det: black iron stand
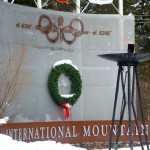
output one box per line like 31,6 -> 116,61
109,62 -> 149,150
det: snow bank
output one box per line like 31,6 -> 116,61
0,134 -> 86,150
0,116 -> 9,124
0,134 -> 149,150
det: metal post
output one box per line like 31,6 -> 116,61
128,65 -> 133,150
135,66 -> 150,150
131,66 -> 144,150
119,0 -> 123,15
37,0 -> 42,8
109,66 -> 122,150
116,68 -> 127,145
76,0 -> 80,13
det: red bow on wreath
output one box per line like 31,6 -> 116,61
61,103 -> 72,119
57,0 -> 69,3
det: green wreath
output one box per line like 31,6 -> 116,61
48,61 -> 82,106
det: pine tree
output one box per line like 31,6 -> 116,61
9,0 -> 36,7
132,0 -> 150,52
131,0 -> 150,120
132,0 -> 150,80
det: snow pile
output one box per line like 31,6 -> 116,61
0,116 -> 10,124
61,94 -> 75,98
53,60 -> 78,70
0,134 -> 149,150
0,134 -> 86,150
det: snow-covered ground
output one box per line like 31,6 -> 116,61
0,134 -> 86,150
0,134 -> 149,150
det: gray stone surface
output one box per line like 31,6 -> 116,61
0,1 -> 135,122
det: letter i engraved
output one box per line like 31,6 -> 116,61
46,127 -> 49,138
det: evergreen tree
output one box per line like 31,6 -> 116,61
131,0 -> 150,119
6,0 -> 131,14
8,0 -> 36,7
132,0 -> 150,80
80,0 -> 118,14
132,0 -> 150,52
42,0 -> 75,12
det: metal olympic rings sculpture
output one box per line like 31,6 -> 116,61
37,14 -> 84,44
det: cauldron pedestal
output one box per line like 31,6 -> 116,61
98,53 -> 150,150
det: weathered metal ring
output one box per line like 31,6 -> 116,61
38,14 -> 52,35
70,18 -> 84,37
46,23 -> 59,43
62,25 -> 76,44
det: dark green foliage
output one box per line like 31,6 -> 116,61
8,0 -> 132,14
132,0 -> 150,119
8,0 -> 36,7
131,0 -> 150,81
44,0 -> 75,12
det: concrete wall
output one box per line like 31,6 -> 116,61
0,1 -> 135,122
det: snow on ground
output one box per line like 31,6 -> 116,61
0,134 -> 149,150
0,134 -> 85,150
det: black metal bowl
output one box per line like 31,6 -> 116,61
98,53 -> 150,66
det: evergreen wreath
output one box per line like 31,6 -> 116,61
48,60 -> 82,106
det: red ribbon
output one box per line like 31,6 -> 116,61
57,0 -> 69,3
61,103 -> 72,119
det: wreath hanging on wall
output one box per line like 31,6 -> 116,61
48,60 -> 82,119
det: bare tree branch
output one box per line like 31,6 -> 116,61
0,46 -> 28,118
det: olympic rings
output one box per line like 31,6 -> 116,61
46,23 -> 59,43
37,14 -> 84,44
62,25 -> 76,44
62,18 -> 84,44
38,14 -> 52,34
38,14 -> 59,43
70,18 -> 84,37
